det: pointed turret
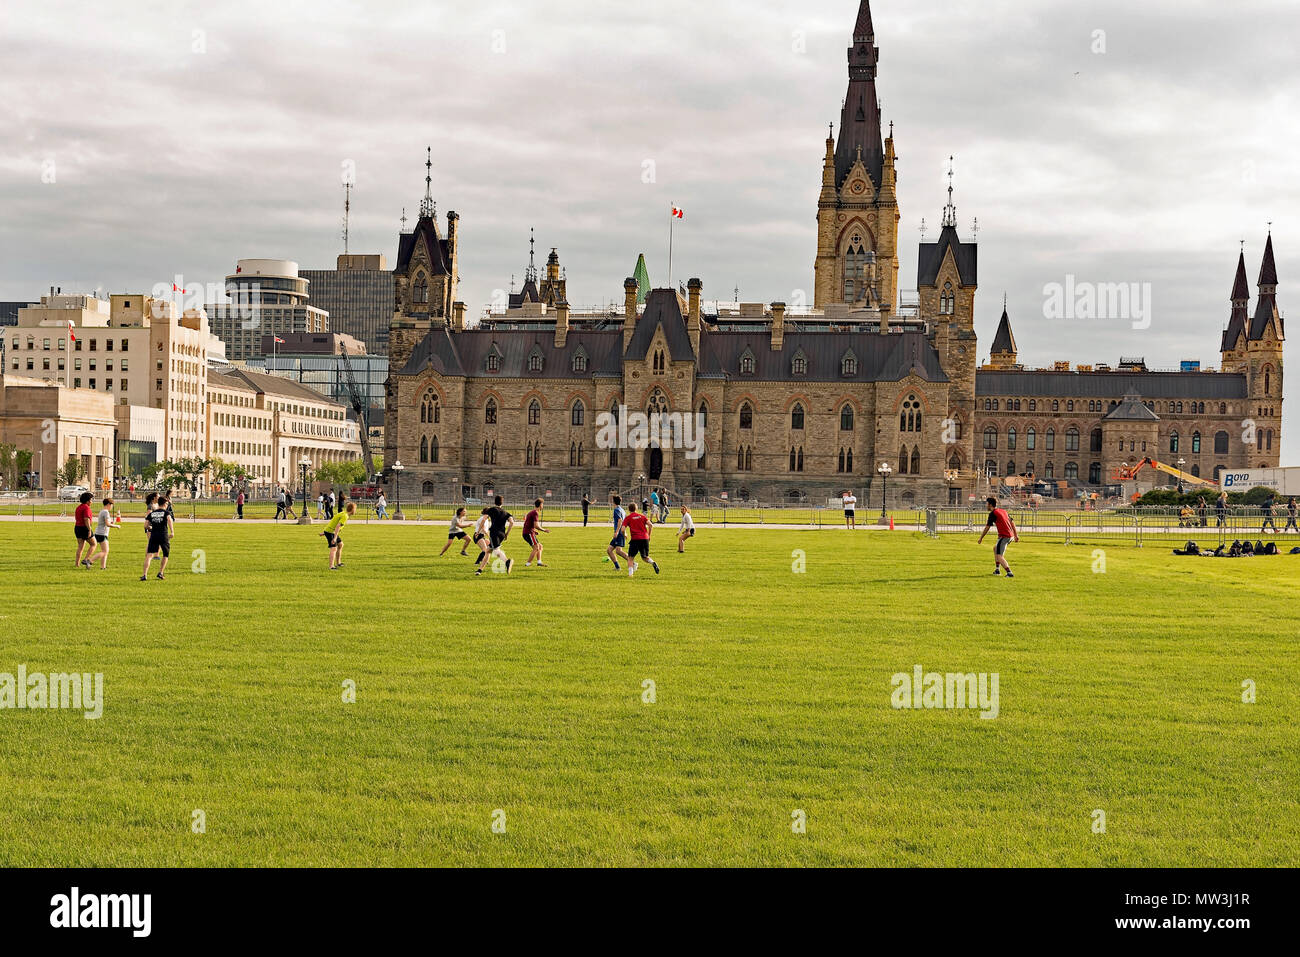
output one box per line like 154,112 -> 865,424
632,254 -> 652,306
1258,232 -> 1278,290
1250,232 -> 1283,341
835,0 -> 884,189
988,304 -> 1017,369
1221,249 -> 1250,354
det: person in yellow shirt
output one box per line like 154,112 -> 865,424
322,501 -> 356,570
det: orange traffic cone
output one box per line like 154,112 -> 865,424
889,517 -> 895,531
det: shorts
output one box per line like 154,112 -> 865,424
995,537 -> 1012,557
628,539 -> 650,560
523,531 -> 539,549
448,531 -> 467,541
75,526 -> 91,541
844,510 -> 855,518
324,532 -> 341,548
681,528 -> 695,538
473,533 -> 487,546
610,533 -> 627,549
148,537 -> 170,558
489,532 -> 505,550
93,534 -> 109,544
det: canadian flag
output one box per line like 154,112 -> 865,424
172,283 -> 187,293
672,206 -> 685,219
274,336 -> 285,345
67,320 -> 76,343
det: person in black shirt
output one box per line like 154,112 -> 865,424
1261,495 -> 1278,533
581,494 -> 590,527
141,495 -> 174,581
477,495 -> 515,575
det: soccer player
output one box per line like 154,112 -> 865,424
477,495 -> 515,576
977,496 -> 1020,578
842,490 -> 857,530
622,504 -> 659,577
677,505 -> 696,553
85,497 -> 115,569
606,495 -> 630,570
74,491 -> 95,568
141,495 -> 174,581
440,507 -> 473,557
322,501 -> 356,570
522,499 -> 549,568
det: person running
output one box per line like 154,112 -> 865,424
477,495 -> 515,576
440,507 -> 474,557
977,496 -> 1020,578
522,499 -> 549,568
622,503 -> 659,577
606,495 -> 630,570
677,505 -> 696,553
581,493 -> 591,527
85,497 -> 115,569
321,500 -> 355,569
1285,497 -> 1299,534
1261,494 -> 1278,534
74,491 -> 95,568
141,494 -> 174,581
842,490 -> 858,530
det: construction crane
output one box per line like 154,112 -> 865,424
339,350 -> 376,482
1113,457 -> 1218,488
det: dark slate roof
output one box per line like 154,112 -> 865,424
990,309 -> 1016,354
699,330 -> 948,384
225,367 -> 346,404
1104,392 -> 1160,422
624,288 -> 696,362
854,0 -> 875,40
508,278 -> 541,309
1249,294 -> 1277,341
395,216 -> 450,276
1222,307 -> 1248,352
917,225 -> 977,287
835,2 -> 884,189
400,326 -> 624,379
1231,251 -> 1250,301
1258,233 -> 1278,287
976,370 -> 1248,400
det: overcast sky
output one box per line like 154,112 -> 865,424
2,0 -> 1296,459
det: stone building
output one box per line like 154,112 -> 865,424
382,0 -> 1284,506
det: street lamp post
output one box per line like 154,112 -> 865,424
297,457 -> 313,525
392,461 -> 405,521
877,461 -> 892,524
1177,458 -> 1187,495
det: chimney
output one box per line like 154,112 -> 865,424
770,301 -> 786,351
880,303 -> 892,336
687,278 -> 703,355
555,299 -> 570,348
623,278 -> 638,351
451,301 -> 466,333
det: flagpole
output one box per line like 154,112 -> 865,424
668,204 -> 674,290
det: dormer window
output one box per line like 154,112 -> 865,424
792,352 -> 807,376
739,349 -> 755,375
572,349 -> 588,373
841,352 -> 857,377
414,275 -> 429,305
653,349 -> 666,374
527,348 -> 544,373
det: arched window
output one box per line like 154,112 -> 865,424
740,403 -> 753,430
528,400 -> 542,426
1170,431 -> 1180,453
578,442 -> 584,465
483,441 -> 490,465
740,354 -> 755,375
609,447 -> 618,467
841,405 -> 855,431
838,449 -> 846,473
899,446 -> 910,475
985,460 -> 998,477
949,454 -> 962,472
843,242 -> 869,301
413,276 -> 428,305
1089,463 -> 1102,485
1067,401 -> 1074,412
1045,429 -> 1056,452
573,352 -> 587,373
1024,461 -> 1035,477
1191,465 -> 1201,478
983,427 -> 998,450
485,398 -> 497,425
430,436 -> 439,464
1192,431 -> 1202,454
609,402 -> 620,425
490,441 -> 498,465
570,443 -> 577,467
698,401 -> 708,427
792,355 -> 807,375
846,449 -> 854,473
1052,401 -> 1060,412
420,436 -> 429,463
911,448 -> 921,476
1066,428 -> 1080,452
1219,402 -> 1227,415
941,282 -> 955,315
572,401 -> 585,427
842,354 -> 857,376
1065,462 -> 1079,480
1215,431 -> 1229,455
486,354 -> 501,373
901,395 -> 921,432
1007,427 -> 1017,451
745,447 -> 753,471
791,404 -> 805,431
528,352 -> 543,373
1090,428 -> 1103,453
1026,428 -> 1036,451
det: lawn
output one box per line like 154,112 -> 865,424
0,519 -> 1296,867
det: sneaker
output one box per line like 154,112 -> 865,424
612,561 -> 620,570
651,561 -> 660,575
475,570 -> 483,577
1005,572 -> 1015,579
993,569 -> 1001,576
536,562 -> 547,568
525,562 -> 532,568
156,574 -> 165,580
505,559 -> 514,574
139,575 -> 147,582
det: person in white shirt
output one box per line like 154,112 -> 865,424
85,498 -> 115,569
375,493 -> 388,520
471,509 -> 493,569
842,491 -> 858,530
676,505 -> 696,553
316,494 -> 325,520
440,507 -> 474,557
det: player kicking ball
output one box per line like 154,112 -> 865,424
622,504 -> 659,577
977,496 -> 1020,578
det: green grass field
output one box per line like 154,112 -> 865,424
0,519 -> 1296,867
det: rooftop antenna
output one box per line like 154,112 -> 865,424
400,207 -> 408,231
342,181 -> 352,255
420,147 -> 435,219
526,228 -> 538,283
919,217 -> 927,241
943,156 -> 957,228
972,217 -> 979,239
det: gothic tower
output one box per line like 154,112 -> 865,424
814,0 -> 901,313
1245,233 -> 1284,462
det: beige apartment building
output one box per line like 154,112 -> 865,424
0,373 -> 117,490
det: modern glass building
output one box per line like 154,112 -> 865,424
301,255 -> 395,356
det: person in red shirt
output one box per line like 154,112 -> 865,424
522,499 -> 550,568
621,504 -> 660,578
977,496 -> 1020,578
74,491 -> 95,568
